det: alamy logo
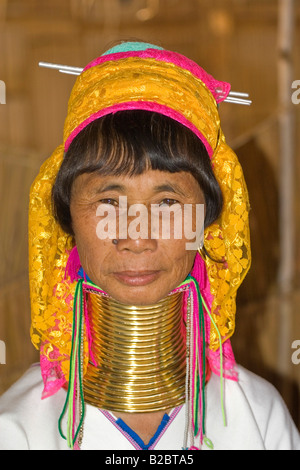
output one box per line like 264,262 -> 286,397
0,80 -> 6,104
0,340 -> 6,364
291,340 -> 300,365
291,80 -> 300,105
95,197 -> 205,250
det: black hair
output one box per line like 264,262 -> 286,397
52,110 -> 223,235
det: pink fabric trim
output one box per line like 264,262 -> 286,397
82,48 -> 231,103
207,339 -> 238,381
40,345 -> 67,399
65,246 -> 81,282
190,253 -> 237,381
64,101 -> 213,157
191,252 -> 213,343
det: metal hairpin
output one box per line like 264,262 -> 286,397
39,61 -> 252,106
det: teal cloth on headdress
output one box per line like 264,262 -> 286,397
102,41 -> 164,55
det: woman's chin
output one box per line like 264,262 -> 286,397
104,280 -> 171,306
112,290 -> 166,306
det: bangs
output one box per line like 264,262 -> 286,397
66,110 -> 205,177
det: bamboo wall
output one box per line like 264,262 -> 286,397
0,0 -> 299,429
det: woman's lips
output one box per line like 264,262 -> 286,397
112,270 -> 161,286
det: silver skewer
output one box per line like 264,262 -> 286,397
225,96 -> 252,105
39,61 -> 83,74
216,87 -> 251,104
228,91 -> 250,98
59,69 -> 82,76
39,61 -> 252,105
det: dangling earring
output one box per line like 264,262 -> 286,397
198,241 -> 206,260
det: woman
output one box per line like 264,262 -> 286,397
0,41 -> 299,450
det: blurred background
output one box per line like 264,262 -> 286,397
0,0 -> 299,430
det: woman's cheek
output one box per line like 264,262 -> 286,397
161,239 -> 196,280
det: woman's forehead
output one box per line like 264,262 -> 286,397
72,169 -> 201,197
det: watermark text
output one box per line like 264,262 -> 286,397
291,340 -> 300,365
291,80 -> 300,105
0,340 -> 6,364
96,197 -> 204,250
0,80 -> 6,104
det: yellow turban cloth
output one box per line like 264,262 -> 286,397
29,43 -> 251,385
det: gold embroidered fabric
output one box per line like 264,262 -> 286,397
29,145 -> 79,379
205,130 -> 250,348
29,46 -> 251,382
64,58 -> 220,154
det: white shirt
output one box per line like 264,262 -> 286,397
0,363 -> 299,450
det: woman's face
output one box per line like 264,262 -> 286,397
70,169 -> 205,305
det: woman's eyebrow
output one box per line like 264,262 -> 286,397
153,184 -> 187,197
94,183 -> 126,194
92,182 -> 188,197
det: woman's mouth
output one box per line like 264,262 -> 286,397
112,270 -> 161,286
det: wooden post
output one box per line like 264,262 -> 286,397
277,0 -> 295,375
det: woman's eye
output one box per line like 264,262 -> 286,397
159,198 -> 180,207
99,198 -> 118,206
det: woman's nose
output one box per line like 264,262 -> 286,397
114,205 -> 158,253
115,235 -> 158,254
